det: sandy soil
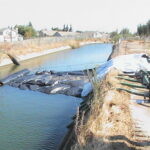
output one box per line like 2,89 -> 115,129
130,94 -> 150,149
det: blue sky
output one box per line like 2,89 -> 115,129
0,0 -> 150,32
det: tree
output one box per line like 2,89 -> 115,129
110,30 -> 121,43
51,27 -> 61,31
110,30 -> 118,38
66,24 -> 69,32
16,22 -> 36,38
24,26 -> 36,38
120,28 -> 130,35
63,24 -> 66,31
120,28 -> 131,38
146,20 -> 150,35
137,20 -> 150,36
69,25 -> 72,32
137,25 -> 143,36
28,21 -> 33,27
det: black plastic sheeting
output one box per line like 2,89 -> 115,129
0,69 -> 30,86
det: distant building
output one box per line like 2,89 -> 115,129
82,31 -> 110,39
53,32 -> 62,37
38,29 -> 51,37
38,29 -> 79,37
0,27 -> 23,42
93,32 -> 103,38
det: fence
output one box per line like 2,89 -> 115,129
12,33 -> 97,46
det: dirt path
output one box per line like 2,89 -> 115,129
130,95 -> 150,149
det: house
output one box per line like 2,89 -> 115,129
38,29 -> 51,37
38,29 -> 80,37
38,29 -> 57,37
53,32 -> 62,37
0,27 -> 23,42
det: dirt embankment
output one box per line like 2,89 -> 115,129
70,69 -> 140,150
110,39 -> 150,59
67,39 -> 150,150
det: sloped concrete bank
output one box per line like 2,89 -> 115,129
0,41 -> 104,67
0,46 -> 71,67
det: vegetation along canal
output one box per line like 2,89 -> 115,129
0,43 -> 112,150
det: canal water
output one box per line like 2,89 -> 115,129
0,43 -> 112,150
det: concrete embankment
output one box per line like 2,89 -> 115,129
0,40 -> 105,67
0,46 -> 71,67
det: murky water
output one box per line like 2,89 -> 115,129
0,43 -> 112,79
0,43 -> 112,150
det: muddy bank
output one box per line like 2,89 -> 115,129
0,69 -> 89,97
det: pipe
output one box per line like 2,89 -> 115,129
118,74 -> 135,77
120,82 -> 147,89
0,51 -> 20,65
116,76 -> 139,82
117,88 -> 149,97
7,53 -> 20,65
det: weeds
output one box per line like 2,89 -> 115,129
71,69 -> 136,150
68,40 -> 80,49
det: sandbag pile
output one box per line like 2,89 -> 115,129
1,70 -> 88,97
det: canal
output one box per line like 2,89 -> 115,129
0,43 -> 112,150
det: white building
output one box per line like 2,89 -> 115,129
82,31 -> 110,39
0,27 -> 23,42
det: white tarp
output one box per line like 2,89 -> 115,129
81,53 -> 150,97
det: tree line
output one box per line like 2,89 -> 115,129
51,24 -> 72,32
15,22 -> 73,39
110,28 -> 132,43
110,19 -> 150,43
137,20 -> 150,36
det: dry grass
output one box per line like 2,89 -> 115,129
0,38 -> 106,62
111,39 -> 150,59
71,69 -> 141,150
68,40 -> 80,49
70,39 -> 150,150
